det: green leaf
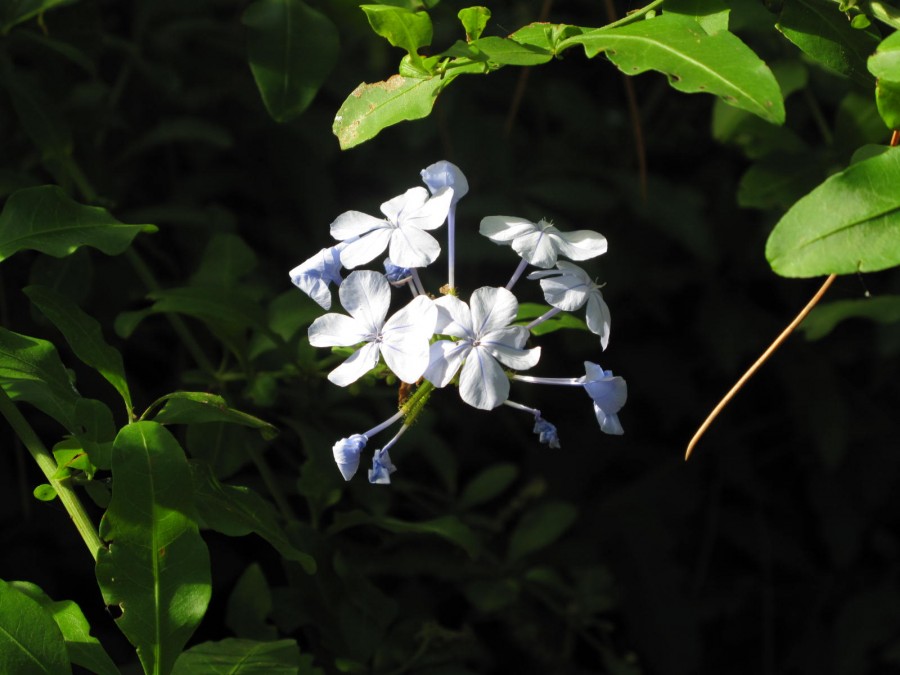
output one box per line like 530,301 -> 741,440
868,30 -> 900,81
190,461 -> 317,574
663,0 -> 730,34
507,501 -> 578,562
148,391 -> 279,440
333,73 -> 453,149
3,67 -> 72,164
561,14 -> 785,124
515,302 -> 589,335
800,296 -> 900,340
10,582 -> 120,675
95,422 -> 211,675
0,186 -> 157,263
24,285 -> 131,413
0,579 -> 71,675
330,511 -> 482,558
243,0 -> 340,123
510,22 -> 582,53
776,0 -> 878,86
360,5 -> 433,62
33,483 -> 57,501
457,462 -> 519,509
465,36 -> 553,66
876,79 -> 900,129
766,148 -> 900,276
190,233 -> 258,288
0,326 -> 78,430
458,6 -> 490,41
0,0 -> 74,34
172,638 -> 303,675
736,153 -> 824,209
71,398 -> 115,470
225,564 -> 276,641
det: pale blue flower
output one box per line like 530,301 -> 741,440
528,261 -> 611,349
368,447 -> 397,484
534,417 -> 561,448
330,187 -> 453,270
479,216 -> 607,269
582,362 -> 627,435
333,434 -> 367,481
289,243 -> 345,310
421,160 -> 469,205
383,258 -> 413,284
424,286 -> 541,410
308,270 -> 437,386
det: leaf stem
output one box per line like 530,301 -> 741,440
599,0 -> 666,31
0,387 -> 103,560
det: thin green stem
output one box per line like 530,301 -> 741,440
0,387 -> 103,561
124,248 -> 217,375
600,0 -> 665,31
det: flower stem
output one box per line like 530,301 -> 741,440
506,259 -> 530,290
503,400 -> 541,417
512,374 -> 582,386
364,409 -> 406,439
0,387 -> 104,561
400,380 -> 435,427
447,207 -> 457,292
410,269 -> 427,296
526,306 -> 562,330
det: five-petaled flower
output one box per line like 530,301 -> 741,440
582,362 -> 627,435
479,216 -> 607,268
424,286 -> 541,410
330,187 -> 453,270
308,270 -> 437,386
528,261 -> 612,349
289,243 -> 346,310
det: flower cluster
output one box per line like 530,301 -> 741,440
290,161 -> 627,484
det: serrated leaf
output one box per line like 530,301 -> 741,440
800,296 -> 900,340
190,462 -> 315,573
95,422 -> 211,675
333,74 -> 454,149
766,148 -> 900,276
25,285 -> 131,413
0,579 -> 71,674
0,326 -> 78,430
10,582 -> 120,675
243,0 -> 340,122
458,6 -> 490,41
149,391 -> 279,440
561,14 -> 785,124
0,186 -> 157,263
0,0 -> 73,34
507,501 -> 578,562
172,638 -> 303,675
776,0 -> 878,86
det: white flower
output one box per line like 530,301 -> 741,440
424,286 -> 541,410
330,187 -> 453,270
479,216 -> 607,269
528,261 -> 612,349
421,161 -> 469,205
582,362 -> 627,435
289,243 -> 345,310
308,270 -> 437,386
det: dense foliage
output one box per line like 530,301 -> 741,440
2,1 -> 900,673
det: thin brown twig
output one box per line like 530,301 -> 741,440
684,274 -> 837,460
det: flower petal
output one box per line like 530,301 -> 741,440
585,290 -> 611,350
388,224 -> 441,268
330,210 -> 388,240
333,434 -> 367,481
479,216 -> 536,243
421,161 -> 469,203
381,187 -> 429,223
458,347 -> 509,410
512,228 -> 557,268
469,286 -> 519,335
381,296 -> 438,383
327,341 -> 381,386
339,227 -> 393,269
308,313 -> 368,347
289,246 -> 343,309
433,295 -> 473,338
423,339 -> 471,388
553,229 -> 608,261
401,187 -> 452,231
338,270 -> 390,333
594,406 -> 624,435
486,341 -> 541,371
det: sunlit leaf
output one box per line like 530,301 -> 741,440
0,186 -> 157,263
10,581 -> 120,675
25,285 -> 131,413
149,391 -> 278,440
766,148 -> 900,276
95,422 -> 211,675
0,326 -> 78,430
458,6 -> 490,41
0,579 -> 71,675
243,0 -> 339,122
561,14 -> 785,124
663,0 -> 730,34
172,638 -> 303,675
360,5 -> 432,61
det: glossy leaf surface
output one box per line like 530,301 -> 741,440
0,579 -> 71,675
172,638 -> 303,675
